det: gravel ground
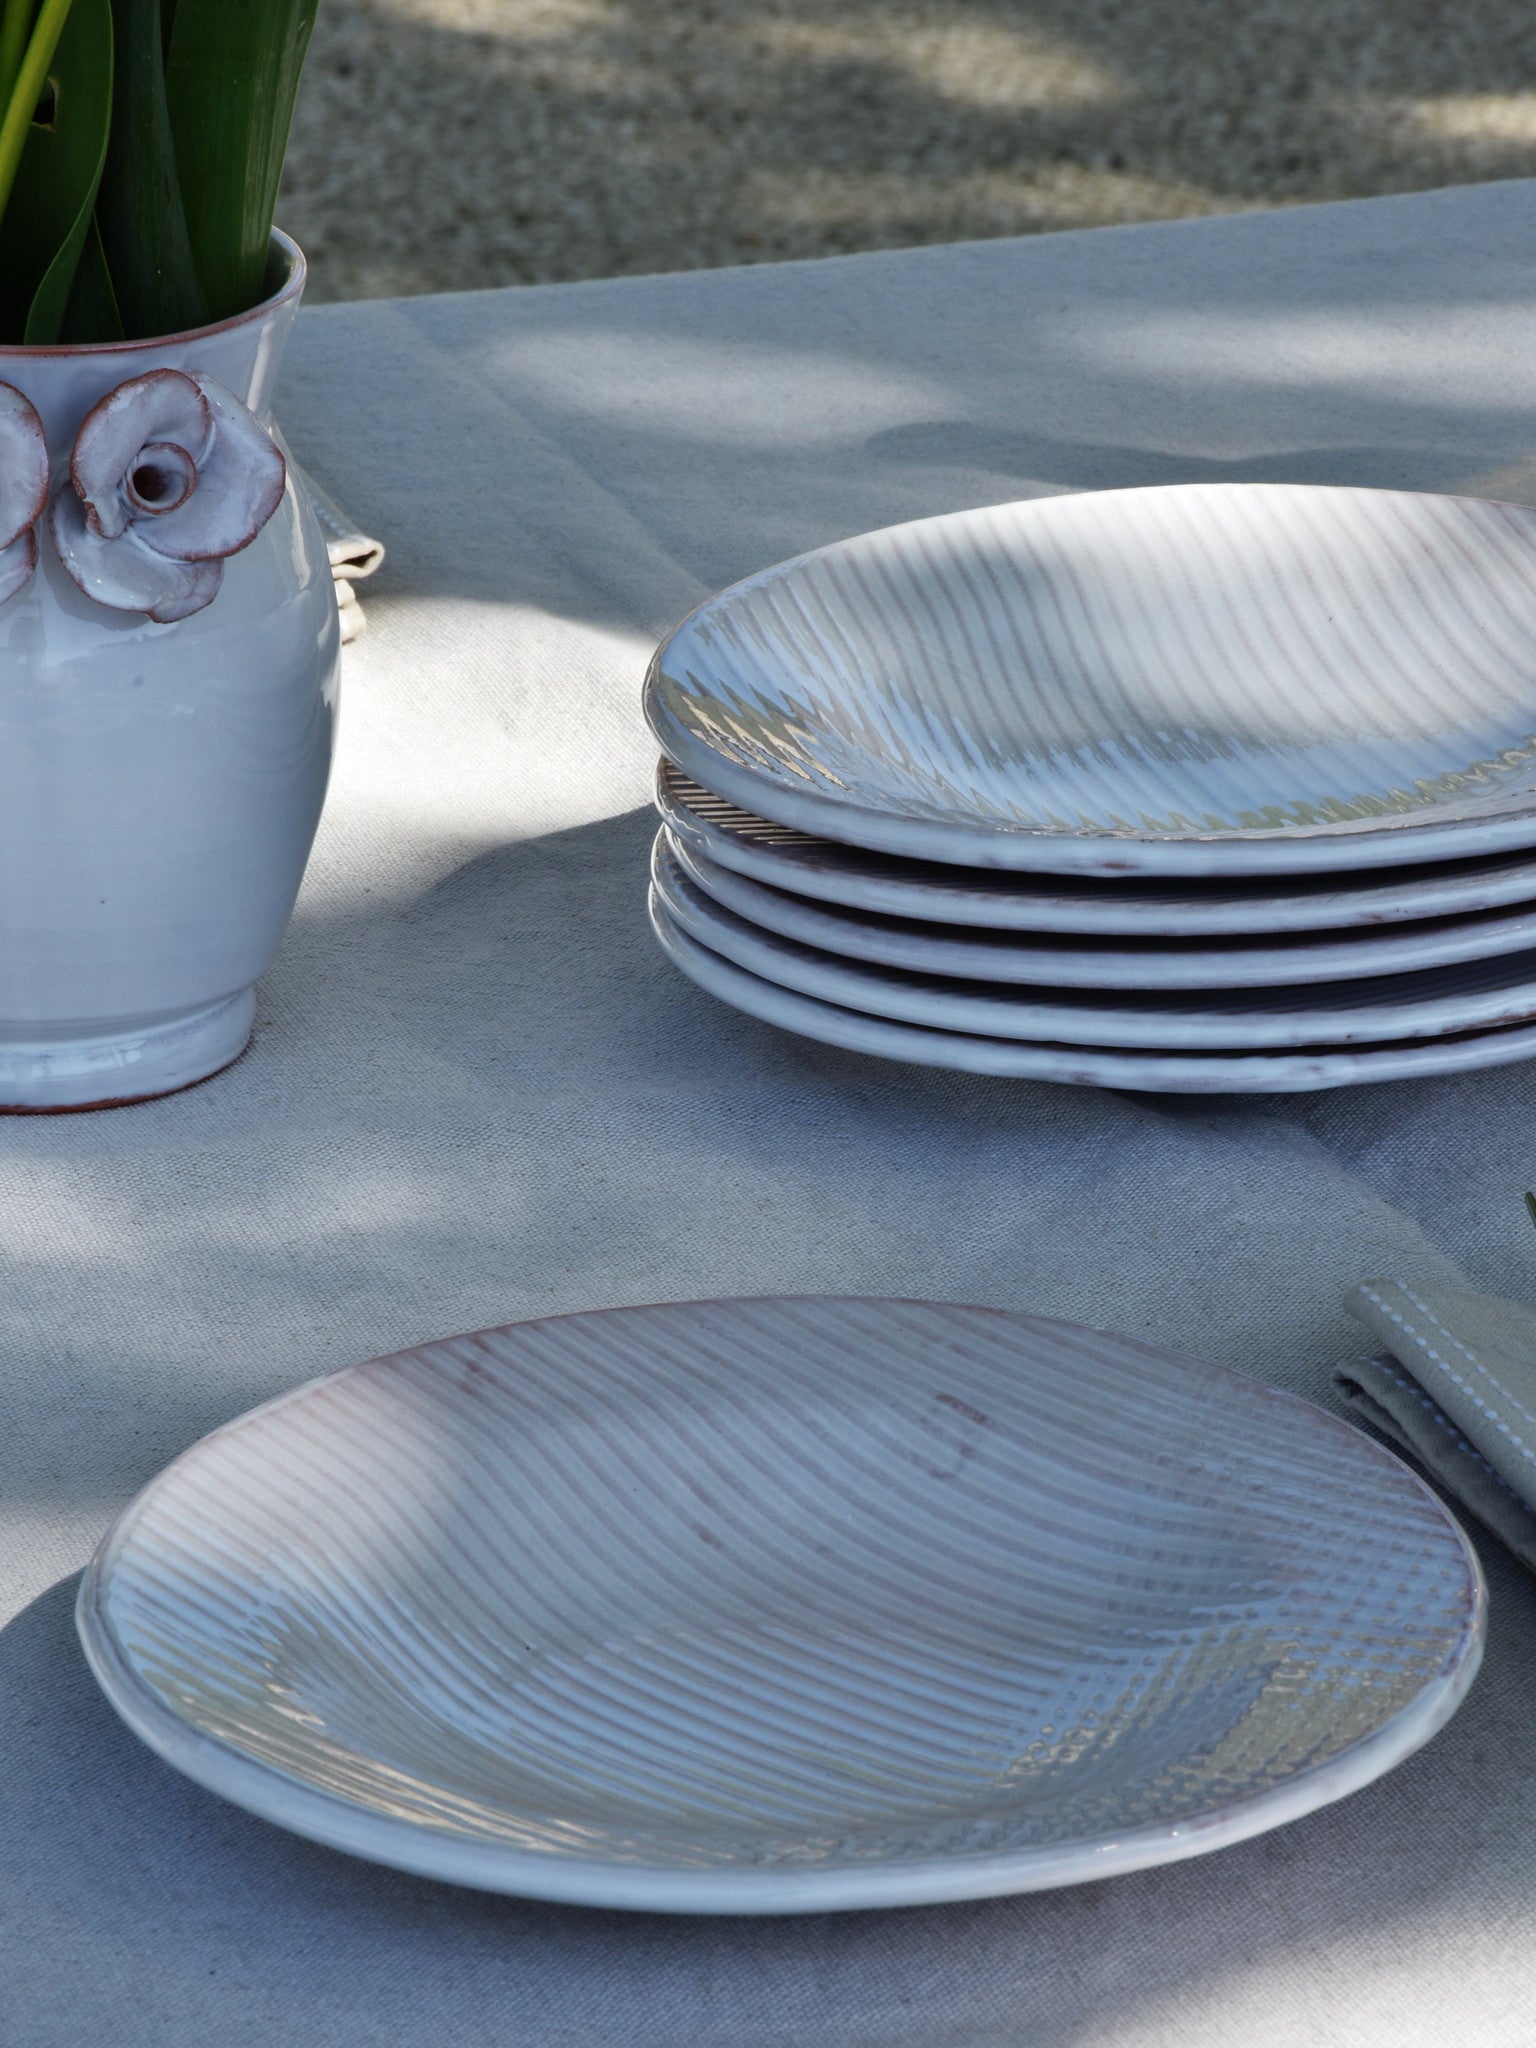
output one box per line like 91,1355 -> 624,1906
280,0 -> 1536,301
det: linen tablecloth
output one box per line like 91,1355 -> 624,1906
7,179 -> 1536,2047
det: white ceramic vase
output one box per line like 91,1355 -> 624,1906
0,230 -> 338,1110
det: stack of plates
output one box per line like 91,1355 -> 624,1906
644,482 -> 1536,1092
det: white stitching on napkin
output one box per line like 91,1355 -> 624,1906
1358,1282 -> 1536,1472
1369,1356 -> 1536,1515
1399,1284 -> 1536,1433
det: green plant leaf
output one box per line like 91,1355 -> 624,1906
0,0 -> 76,227
0,0 -> 112,343
0,0 -> 35,110
164,0 -> 316,322
96,0 -> 205,337
58,207 -> 122,339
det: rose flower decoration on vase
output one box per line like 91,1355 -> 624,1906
0,381 -> 47,599
50,367 -> 287,623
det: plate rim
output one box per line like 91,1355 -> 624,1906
650,887 -> 1536,1091
78,1295 -> 1486,1913
652,837 -> 1536,1051
664,824 -> 1536,992
645,483 -> 1536,878
656,759 -> 1536,937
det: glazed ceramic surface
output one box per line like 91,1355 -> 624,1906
665,826 -> 1536,992
653,839 -> 1536,1052
651,895 -> 1536,1093
0,232 -> 338,1108
646,485 -> 1536,876
78,1296 -> 1482,1912
658,760 -> 1536,937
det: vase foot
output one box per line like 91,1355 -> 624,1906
0,989 -> 257,1112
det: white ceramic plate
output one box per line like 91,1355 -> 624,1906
658,759 -> 1536,937
652,838 -> 1536,1051
665,826 -> 1536,992
652,892 -> 1536,1092
646,484 -> 1536,876
78,1297 -> 1483,1913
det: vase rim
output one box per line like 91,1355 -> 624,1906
0,229 -> 306,361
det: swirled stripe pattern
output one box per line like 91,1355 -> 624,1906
82,1298 -> 1480,1907
646,484 -> 1536,873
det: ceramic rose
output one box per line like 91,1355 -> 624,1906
0,231 -> 338,1109
0,384 -> 47,600
50,366 -> 288,622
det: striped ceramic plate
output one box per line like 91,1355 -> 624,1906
78,1298 -> 1482,1912
657,759 -> 1536,938
650,889 -> 1536,1093
646,484 -> 1536,876
664,825 -> 1536,992
651,837 -> 1536,1052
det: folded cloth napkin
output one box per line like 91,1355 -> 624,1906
1336,1278 -> 1536,1569
291,461 -> 385,644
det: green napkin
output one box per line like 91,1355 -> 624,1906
1336,1278 -> 1536,1570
